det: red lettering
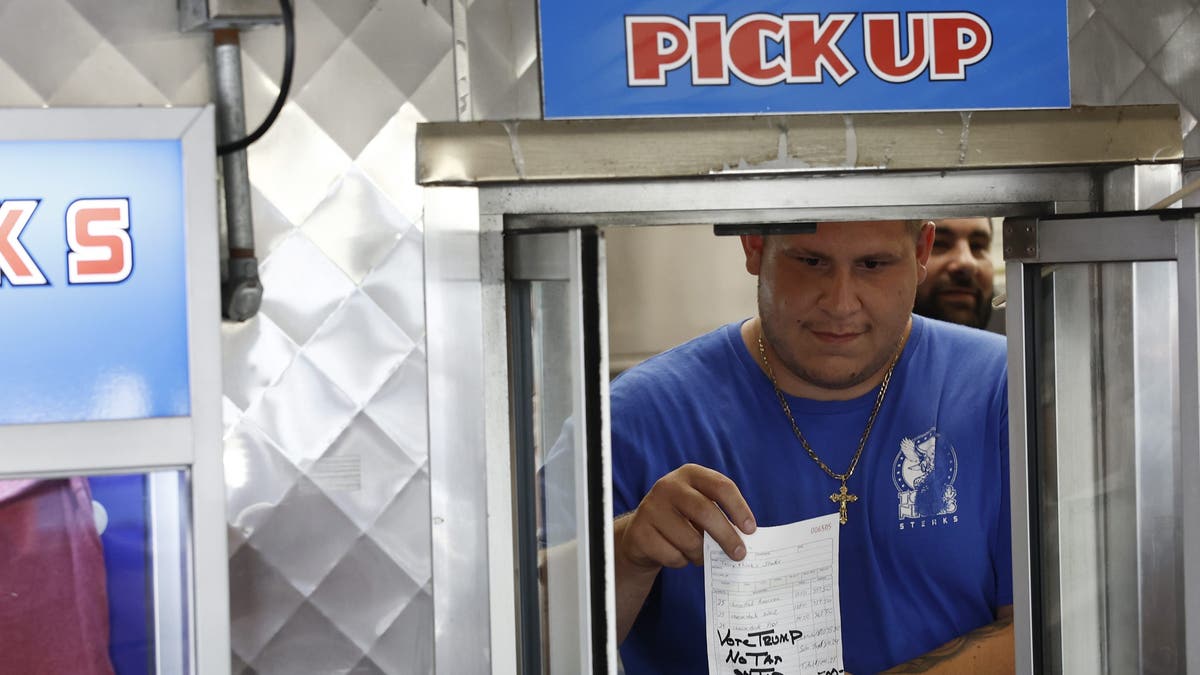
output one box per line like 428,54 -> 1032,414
784,14 -> 857,84
626,17 -> 692,86
690,16 -> 728,84
67,198 -> 132,284
0,200 -> 46,286
623,11 -> 994,88
728,14 -> 788,85
864,13 -> 930,83
930,12 -> 991,80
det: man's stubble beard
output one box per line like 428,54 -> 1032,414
913,287 -> 994,329
757,281 -> 899,392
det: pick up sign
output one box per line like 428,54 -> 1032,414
539,1 -> 1069,118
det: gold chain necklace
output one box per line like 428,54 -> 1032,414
756,330 -> 907,525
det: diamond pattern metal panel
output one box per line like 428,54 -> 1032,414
369,468 -> 433,584
0,0 -> 105,99
302,46 -> 407,158
251,602 -> 372,674
354,0 -> 453,97
243,353 -> 360,466
229,544 -> 308,660
1071,13 -> 1149,106
368,586 -> 434,674
0,0 -> 450,673
247,106 -> 356,225
257,231 -> 356,339
224,419 -> 304,547
1068,0 -> 1200,149
52,42 -> 169,105
308,535 -> 423,651
301,167 -> 417,284
221,315 -> 299,412
1099,0 -> 1194,62
1070,0 -> 1097,37
461,0 -> 540,119
361,228 -> 427,342
363,352 -> 429,465
357,103 -> 438,225
316,413 -> 422,528
304,292 -> 418,407
250,185 -> 302,258
1149,11 -> 1200,124
1070,0 -> 1200,192
241,0 -> 346,94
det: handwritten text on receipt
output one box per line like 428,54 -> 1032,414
704,512 -> 844,675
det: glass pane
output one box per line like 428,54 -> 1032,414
530,278 -> 587,674
0,470 -> 191,675
1034,261 -> 1183,674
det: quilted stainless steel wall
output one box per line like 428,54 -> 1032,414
0,1 -> 452,673
1069,0 -> 1200,154
227,2 -> 452,672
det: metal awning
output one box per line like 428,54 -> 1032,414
417,105 -> 1183,185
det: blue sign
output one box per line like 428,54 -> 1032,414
540,1 -> 1069,118
0,140 -> 190,425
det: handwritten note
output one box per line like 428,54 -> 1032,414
705,512 -> 844,675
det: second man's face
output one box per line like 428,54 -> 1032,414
913,218 -> 995,329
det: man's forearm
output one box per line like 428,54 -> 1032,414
882,605 -> 1014,674
614,513 -> 661,643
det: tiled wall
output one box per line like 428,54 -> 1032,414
223,1 -> 453,672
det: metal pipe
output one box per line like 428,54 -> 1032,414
213,29 -> 262,321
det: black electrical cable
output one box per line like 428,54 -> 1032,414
218,0 -> 296,155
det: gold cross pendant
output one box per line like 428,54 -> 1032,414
830,484 -> 858,525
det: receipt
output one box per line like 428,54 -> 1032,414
704,512 -> 844,675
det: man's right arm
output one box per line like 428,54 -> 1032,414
612,464 -> 756,643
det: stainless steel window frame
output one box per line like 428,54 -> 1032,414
1005,212 -> 1200,675
1179,220 -> 1200,675
506,228 -> 610,673
423,163 -> 1160,673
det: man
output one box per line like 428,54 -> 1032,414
611,221 -> 1012,673
912,218 -> 995,330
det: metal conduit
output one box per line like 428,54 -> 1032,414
213,29 -> 262,321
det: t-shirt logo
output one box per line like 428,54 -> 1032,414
893,428 -> 959,520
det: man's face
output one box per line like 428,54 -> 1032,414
913,218 -> 995,329
742,221 -> 931,392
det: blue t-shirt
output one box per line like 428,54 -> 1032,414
612,315 -> 1010,675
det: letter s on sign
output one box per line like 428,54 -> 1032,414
67,198 -> 132,284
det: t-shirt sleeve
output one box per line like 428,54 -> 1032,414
610,366 -> 677,518
610,381 -> 651,518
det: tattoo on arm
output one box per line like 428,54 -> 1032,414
882,613 -> 1014,673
